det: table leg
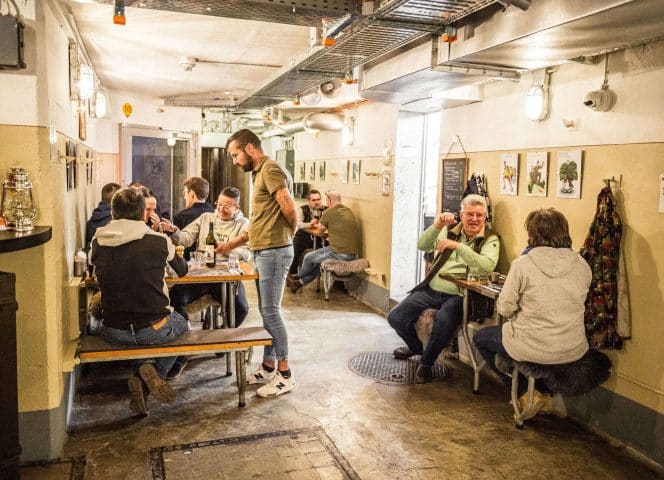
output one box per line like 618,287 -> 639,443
460,288 -> 481,394
236,350 -> 246,407
218,283 -> 227,329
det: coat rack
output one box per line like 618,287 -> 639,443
603,174 -> 622,188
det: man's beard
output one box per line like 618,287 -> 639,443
242,161 -> 253,172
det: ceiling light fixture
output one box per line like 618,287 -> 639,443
166,133 -> 177,147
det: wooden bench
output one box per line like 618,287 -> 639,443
77,327 -> 272,407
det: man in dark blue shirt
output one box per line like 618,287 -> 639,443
85,182 -> 120,250
172,177 -> 215,258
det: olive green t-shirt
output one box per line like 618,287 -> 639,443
249,158 -> 293,251
320,204 -> 360,255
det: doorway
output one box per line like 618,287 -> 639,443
120,125 -> 197,220
389,111 -> 440,301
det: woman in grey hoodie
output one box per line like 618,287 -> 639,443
474,208 -> 591,418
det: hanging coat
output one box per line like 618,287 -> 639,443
580,186 -> 627,349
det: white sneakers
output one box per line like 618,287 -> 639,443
256,370 -> 296,397
246,364 -> 296,397
518,390 -> 567,420
246,364 -> 276,385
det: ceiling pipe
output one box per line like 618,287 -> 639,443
262,113 -> 344,138
496,0 -> 531,10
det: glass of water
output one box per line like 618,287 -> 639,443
228,252 -> 240,270
467,265 -> 481,282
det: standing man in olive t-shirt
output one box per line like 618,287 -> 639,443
288,190 -> 360,292
226,129 -> 298,397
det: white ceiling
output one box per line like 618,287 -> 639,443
65,1 -> 314,103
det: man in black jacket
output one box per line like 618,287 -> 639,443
172,176 -> 215,259
90,188 -> 189,416
287,189 -> 326,277
85,182 -> 120,249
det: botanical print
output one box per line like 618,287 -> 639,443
500,153 -> 518,195
319,161 -> 326,182
556,150 -> 583,199
340,160 -> 349,184
296,162 -> 306,183
351,159 -> 361,184
526,151 -> 548,197
308,162 -> 316,182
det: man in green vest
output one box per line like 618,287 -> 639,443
388,194 -> 499,383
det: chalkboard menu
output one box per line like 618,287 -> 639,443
441,158 -> 468,216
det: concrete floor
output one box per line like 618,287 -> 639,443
65,282 -> 661,479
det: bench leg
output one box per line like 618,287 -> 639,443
236,351 -> 247,407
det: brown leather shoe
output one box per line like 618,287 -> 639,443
393,346 -> 417,360
128,374 -> 149,416
138,363 -> 176,404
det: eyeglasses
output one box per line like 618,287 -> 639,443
229,145 -> 247,160
214,202 -> 238,210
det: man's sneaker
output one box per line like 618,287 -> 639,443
166,358 -> 188,380
287,277 -> 302,293
393,346 -> 417,360
415,365 -> 433,383
138,363 -> 176,404
246,364 -> 276,385
127,375 -> 149,416
256,370 -> 295,397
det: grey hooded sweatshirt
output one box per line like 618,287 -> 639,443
498,246 -> 591,364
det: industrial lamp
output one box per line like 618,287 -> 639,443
525,84 -> 548,121
341,116 -> 355,146
78,64 -> 94,100
166,133 -> 177,147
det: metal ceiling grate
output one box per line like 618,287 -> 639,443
119,0 -> 360,27
376,0 -> 496,24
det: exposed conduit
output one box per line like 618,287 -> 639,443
262,113 -> 344,138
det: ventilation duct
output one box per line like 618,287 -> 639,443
262,113 -> 344,138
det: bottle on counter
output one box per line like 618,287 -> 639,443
204,221 -> 216,267
74,248 -> 87,278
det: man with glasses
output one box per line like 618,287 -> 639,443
226,129 -> 298,398
160,187 -> 251,377
387,194 -> 500,383
288,189 -> 327,278
287,190 -> 359,293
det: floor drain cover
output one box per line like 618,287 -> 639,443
348,352 -> 446,385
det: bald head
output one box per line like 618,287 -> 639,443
326,190 -> 341,207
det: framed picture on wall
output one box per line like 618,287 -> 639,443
556,150 -> 583,199
340,160 -> 349,184
308,161 -> 316,181
319,161 -> 326,182
500,152 -> 518,195
296,162 -> 306,183
526,151 -> 548,197
351,159 -> 361,184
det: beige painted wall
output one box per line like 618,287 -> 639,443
463,144 -> 664,414
293,102 -> 400,290
0,125 -> 66,411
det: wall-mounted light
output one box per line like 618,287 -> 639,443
78,63 -> 94,100
166,133 -> 177,147
91,89 -> 108,118
525,84 -> 547,121
341,116 -> 355,146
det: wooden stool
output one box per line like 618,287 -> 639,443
320,258 -> 369,301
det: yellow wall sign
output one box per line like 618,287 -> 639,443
122,102 -> 133,118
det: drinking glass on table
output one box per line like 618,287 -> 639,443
467,265 -> 481,282
228,252 -> 240,270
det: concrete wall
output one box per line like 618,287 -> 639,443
437,42 -> 664,464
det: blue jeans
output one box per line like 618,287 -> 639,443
473,326 -> 549,396
97,311 -> 189,378
170,282 -> 249,327
387,286 -> 463,367
299,246 -> 356,285
254,246 -> 294,361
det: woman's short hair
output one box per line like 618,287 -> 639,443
525,208 -> 572,248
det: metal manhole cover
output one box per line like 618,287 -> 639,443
348,352 -> 446,385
